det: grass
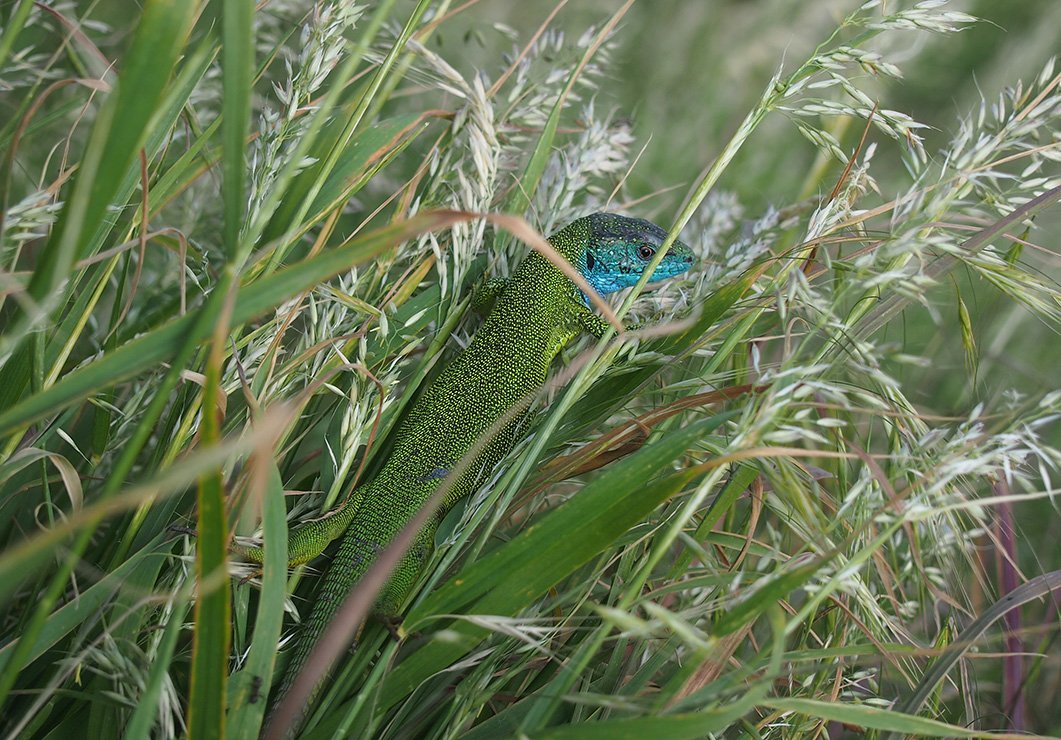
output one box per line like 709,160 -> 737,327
1,0 -> 1059,737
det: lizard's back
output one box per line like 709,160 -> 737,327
263,213 -> 695,733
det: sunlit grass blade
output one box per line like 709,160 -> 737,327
221,0 -> 253,262
226,459 -> 288,737
187,290 -> 233,740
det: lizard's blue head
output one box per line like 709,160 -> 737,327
574,212 -> 695,296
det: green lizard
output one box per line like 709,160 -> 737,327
241,212 -> 694,724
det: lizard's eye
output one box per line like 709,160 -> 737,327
637,245 -> 655,260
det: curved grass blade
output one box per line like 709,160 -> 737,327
226,460 -> 289,737
766,697 -> 1042,739
531,702 -> 762,740
892,569 -> 1061,731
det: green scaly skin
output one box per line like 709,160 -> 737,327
245,213 -> 694,723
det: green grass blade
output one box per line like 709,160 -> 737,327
652,272 -> 755,357
262,112 -> 435,245
713,557 -> 829,636
3,3 -> 1057,737
0,409 -> 286,603
187,287 -> 233,740
124,592 -> 192,739
0,0 -> 35,71
894,569 -> 1061,723
668,463 -> 760,578
765,697 -> 1033,738
500,2 -> 631,221
853,184 -> 1061,340
221,0 -> 254,261
260,0 -> 430,260
532,701 -> 761,740
0,29 -> 216,419
240,0 -> 402,256
563,273 -> 754,440
226,460 -> 289,737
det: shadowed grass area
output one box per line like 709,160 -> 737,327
0,0 -> 1058,737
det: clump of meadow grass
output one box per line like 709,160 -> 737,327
0,0 -> 1058,737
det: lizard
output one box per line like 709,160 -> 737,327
238,212 -> 695,727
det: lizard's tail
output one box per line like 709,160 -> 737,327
264,513 -> 381,735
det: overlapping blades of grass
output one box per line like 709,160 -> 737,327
378,412 -> 737,711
